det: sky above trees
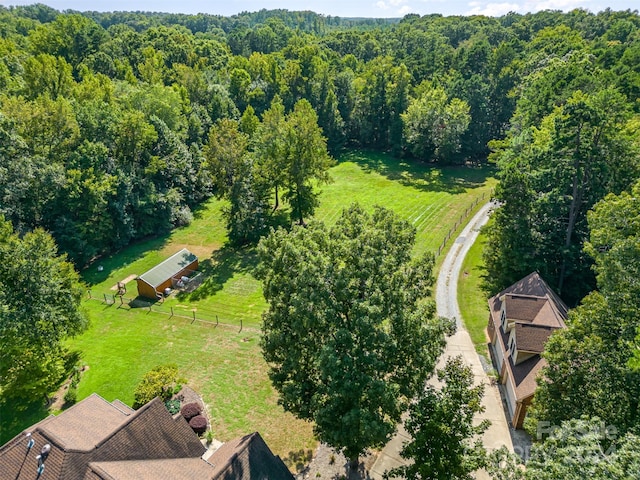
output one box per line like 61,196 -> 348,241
1,0 -> 638,18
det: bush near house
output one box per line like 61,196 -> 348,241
133,364 -> 184,409
181,402 -> 202,421
189,415 -> 208,435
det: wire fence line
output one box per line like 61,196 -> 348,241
435,192 -> 488,258
87,192 -> 489,331
85,291 -> 258,333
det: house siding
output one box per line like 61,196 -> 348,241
503,371 -> 517,419
494,341 -> 504,373
136,279 -> 158,299
136,258 -> 198,299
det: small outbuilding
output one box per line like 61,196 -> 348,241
136,248 -> 198,299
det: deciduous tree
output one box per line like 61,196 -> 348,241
258,205 -> 452,466
530,180 -> 640,436
402,85 -> 470,163
386,356 -> 488,480
0,217 -> 87,401
484,88 -> 639,304
281,99 -> 333,225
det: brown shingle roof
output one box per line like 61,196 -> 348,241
1,396 -> 294,480
488,272 -> 568,402
514,323 -> 555,353
87,458 -> 217,479
490,272 -> 568,322
503,294 -> 565,328
509,354 -> 547,401
40,394 -> 133,452
208,432 -> 294,480
0,395 -> 205,480
503,294 -> 546,322
1,429 -> 66,480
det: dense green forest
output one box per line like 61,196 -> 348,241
1,4 -> 638,275
1,5 -> 640,470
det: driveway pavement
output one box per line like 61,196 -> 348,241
369,202 -> 513,479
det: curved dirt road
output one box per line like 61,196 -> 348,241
370,202 -> 513,479
435,201 -> 492,324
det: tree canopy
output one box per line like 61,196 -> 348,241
386,356 -> 489,480
529,180 -> 640,436
0,6 -> 638,263
0,216 -> 87,401
484,88 -> 639,304
257,204 -> 452,463
487,417 -> 640,480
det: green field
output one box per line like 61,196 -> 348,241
1,151 -> 496,459
458,228 -> 491,358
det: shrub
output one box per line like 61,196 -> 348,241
70,365 -> 82,389
165,399 -> 181,415
64,387 -> 77,406
180,402 -> 201,421
189,415 -> 207,435
133,364 -> 185,409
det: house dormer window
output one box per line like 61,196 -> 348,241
501,309 -> 507,332
509,334 -> 517,359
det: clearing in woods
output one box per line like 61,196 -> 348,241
2,150 -> 496,465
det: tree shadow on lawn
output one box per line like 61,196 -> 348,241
179,243 -> 260,301
0,397 -> 52,445
343,150 -> 495,195
81,235 -> 170,287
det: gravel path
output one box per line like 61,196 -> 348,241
435,201 -> 494,325
295,445 -> 377,480
298,202 -> 518,479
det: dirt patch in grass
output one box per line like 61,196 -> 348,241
164,244 -> 215,260
109,274 -> 138,290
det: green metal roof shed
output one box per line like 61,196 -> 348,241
136,249 -> 198,299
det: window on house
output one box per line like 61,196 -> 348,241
509,335 -> 517,359
501,309 -> 507,332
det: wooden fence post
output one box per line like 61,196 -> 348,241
170,307 -> 174,318
192,311 -> 196,324
239,319 -> 243,333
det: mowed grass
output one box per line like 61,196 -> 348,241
3,150 -> 496,457
458,228 -> 491,358
317,151 -> 495,258
70,304 -> 311,458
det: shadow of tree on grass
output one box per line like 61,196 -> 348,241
0,397 -> 52,445
81,235 -> 170,287
179,244 -> 260,301
342,150 -> 495,195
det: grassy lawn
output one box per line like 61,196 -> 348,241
1,150 -> 496,459
317,151 -> 495,258
70,303 -> 312,459
458,228 -> 491,359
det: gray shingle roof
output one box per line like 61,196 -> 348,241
137,249 -> 197,288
